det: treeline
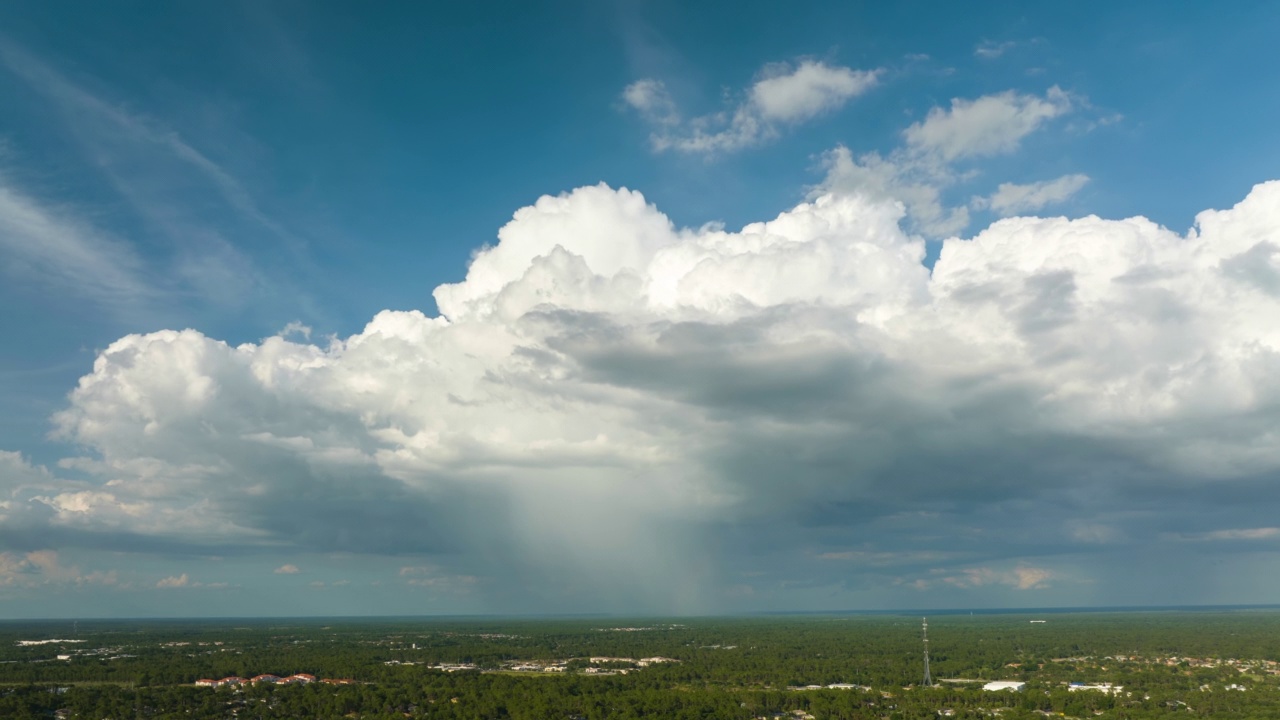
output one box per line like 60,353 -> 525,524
3,674 -> 1280,720
1,611 -> 1280,718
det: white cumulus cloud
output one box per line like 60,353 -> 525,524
623,60 -> 879,153
156,573 -> 190,588
816,87 -> 1080,235
904,87 -> 1072,161
8,178 -> 1280,611
749,61 -> 881,123
974,40 -> 1018,59
973,174 -> 1090,215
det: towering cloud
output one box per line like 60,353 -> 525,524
7,180 -> 1280,610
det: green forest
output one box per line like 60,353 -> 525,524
1,610 -> 1279,719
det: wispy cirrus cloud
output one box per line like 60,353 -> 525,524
1176,527 -> 1280,542
0,175 -> 152,308
0,40 -> 295,251
0,39 -> 316,321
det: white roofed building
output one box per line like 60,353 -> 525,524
983,681 -> 1026,692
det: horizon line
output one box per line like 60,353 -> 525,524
3,603 -> 1280,623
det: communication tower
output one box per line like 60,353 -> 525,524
922,617 -> 933,687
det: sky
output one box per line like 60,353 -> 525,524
1,1 -> 1280,618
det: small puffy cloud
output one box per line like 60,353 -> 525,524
974,40 -> 1018,59
278,322 -> 311,341
904,87 -> 1072,161
973,174 -> 1090,215
749,61 -> 880,123
273,564 -> 300,574
816,87 -> 1079,235
1012,566 -> 1055,590
156,573 -> 190,588
621,79 -> 679,126
625,60 -> 879,154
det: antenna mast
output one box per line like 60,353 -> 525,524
922,617 -> 933,687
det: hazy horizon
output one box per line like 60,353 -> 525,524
7,603 -> 1280,624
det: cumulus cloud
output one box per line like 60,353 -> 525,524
974,40 -> 1018,59
10,178 -> 1280,611
903,87 -> 1072,161
749,61 -> 880,122
0,550 -> 107,587
274,564 -> 301,574
973,174 -> 1090,215
156,573 -> 190,588
815,87 -> 1079,235
623,60 -> 879,153
621,79 -> 679,126
817,146 -> 971,236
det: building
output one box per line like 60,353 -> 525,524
1068,683 -> 1122,694
983,681 -> 1026,692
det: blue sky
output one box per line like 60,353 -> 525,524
1,1 -> 1280,617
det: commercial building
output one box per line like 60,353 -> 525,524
983,681 -> 1026,692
